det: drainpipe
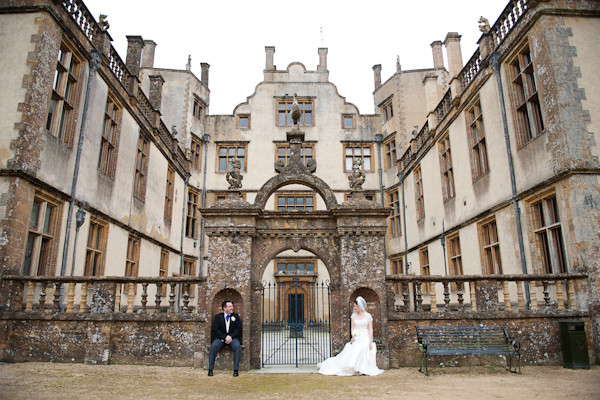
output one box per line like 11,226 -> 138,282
69,202 -> 87,276
198,134 -> 210,277
489,52 -> 530,305
58,50 -> 102,309
398,171 -> 409,275
375,134 -> 388,275
176,172 -> 191,312
60,50 -> 102,277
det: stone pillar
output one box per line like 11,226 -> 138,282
125,35 -> 144,78
265,46 -> 275,70
90,282 -> 117,314
141,40 -> 157,68
318,47 -> 328,71
478,33 -> 494,60
372,64 -> 382,90
430,40 -> 444,69
200,63 -> 210,88
474,280 -> 500,312
444,32 -> 463,78
148,75 -> 165,111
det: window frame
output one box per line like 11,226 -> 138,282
192,97 -> 205,121
275,143 -> 314,168
414,166 -> 425,221
164,166 -> 175,222
508,44 -> 545,149
390,256 -> 403,295
379,98 -> 394,123
275,193 -> 316,211
98,93 -> 122,178
466,100 -> 489,180
186,188 -> 199,238
420,247 -> 430,292
343,143 -> 373,172
133,135 -> 150,202
342,114 -> 356,129
276,98 -> 314,127
479,217 -> 503,275
45,41 -> 83,146
384,136 -> 397,170
123,235 -> 140,294
217,143 -> 247,173
23,194 -> 62,276
182,257 -> 197,297
238,114 -> 251,130
387,189 -> 401,237
439,135 -> 455,201
85,218 -> 108,276
159,250 -> 169,297
190,135 -> 202,171
530,193 -> 567,274
275,258 -> 317,275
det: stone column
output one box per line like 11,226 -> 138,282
444,32 -> 463,78
141,40 -> 157,68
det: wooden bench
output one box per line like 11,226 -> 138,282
415,326 -> 521,376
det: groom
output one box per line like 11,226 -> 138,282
208,300 -> 242,377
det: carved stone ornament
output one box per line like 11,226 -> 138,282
348,159 -> 366,190
226,158 -> 243,189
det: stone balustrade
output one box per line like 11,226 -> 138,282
386,273 -> 588,314
2,275 -> 206,315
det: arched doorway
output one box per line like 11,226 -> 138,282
261,249 -> 331,367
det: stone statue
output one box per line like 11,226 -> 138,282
291,93 -> 301,127
348,159 -> 366,190
478,16 -> 490,33
226,158 -> 243,189
171,125 -> 177,137
186,55 -> 191,71
98,14 -> 110,31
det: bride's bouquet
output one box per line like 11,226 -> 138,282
352,330 -> 360,338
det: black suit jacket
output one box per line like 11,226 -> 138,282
212,312 -> 242,342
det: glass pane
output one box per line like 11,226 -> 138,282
278,148 -> 286,156
30,200 -> 40,229
346,158 -> 353,170
304,147 -> 312,156
219,158 -> 227,171
297,263 -> 305,274
354,148 -> 362,156
43,205 -> 53,233
279,103 -> 286,110
277,197 -> 285,206
345,147 -> 353,155
287,197 -> 295,206
364,157 -> 371,170
228,148 -> 236,156
306,263 -> 314,273
278,263 -> 285,273
364,147 -> 371,156
297,197 -> 304,205
23,235 -> 35,275
279,112 -> 286,125
219,148 -> 227,156
240,117 -> 248,128
304,113 -> 311,125
304,103 -> 311,110
305,197 -> 313,206
344,117 -> 353,128
287,263 -> 295,274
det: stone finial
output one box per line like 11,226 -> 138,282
396,55 -> 402,72
186,55 -> 191,71
348,159 -> 366,190
226,158 -> 243,189
372,64 -> 382,89
478,16 -> 491,33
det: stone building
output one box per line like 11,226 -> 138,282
0,0 -> 598,370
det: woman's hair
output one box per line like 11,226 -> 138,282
355,296 -> 367,312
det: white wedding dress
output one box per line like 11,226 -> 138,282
317,313 -> 383,376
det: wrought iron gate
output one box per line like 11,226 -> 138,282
261,277 -> 331,367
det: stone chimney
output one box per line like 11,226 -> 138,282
373,64 -> 382,90
423,73 -> 439,113
148,75 -> 165,111
444,32 -> 463,78
125,36 -> 144,78
201,63 -> 210,87
265,46 -> 275,70
318,48 -> 328,71
141,40 -> 156,68
430,40 -> 444,69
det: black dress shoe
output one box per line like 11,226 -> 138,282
233,370 -> 238,377
208,370 -> 213,376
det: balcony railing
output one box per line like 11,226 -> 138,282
490,0 -> 530,48
387,273 -> 588,314
2,275 -> 206,315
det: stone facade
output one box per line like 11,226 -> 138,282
0,0 -> 599,370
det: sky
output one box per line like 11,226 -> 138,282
83,0 -> 509,115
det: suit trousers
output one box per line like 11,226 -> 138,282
208,338 -> 241,370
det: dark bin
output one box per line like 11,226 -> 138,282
558,320 -> 590,369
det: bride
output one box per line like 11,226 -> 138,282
318,296 -> 383,376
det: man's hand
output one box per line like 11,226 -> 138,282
225,335 -> 232,344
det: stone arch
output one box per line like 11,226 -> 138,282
350,287 -> 382,341
253,173 -> 339,210
253,237 -> 339,284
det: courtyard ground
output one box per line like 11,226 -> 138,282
0,362 -> 598,399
